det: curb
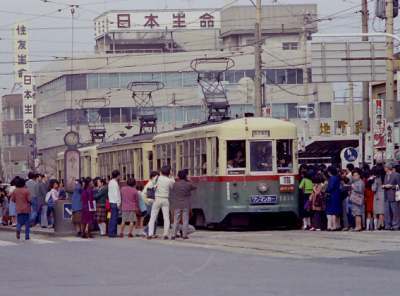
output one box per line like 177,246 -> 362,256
0,226 -> 57,237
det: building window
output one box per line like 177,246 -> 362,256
87,74 -> 99,89
66,74 -> 87,91
282,42 -> 299,50
99,108 -> 110,123
271,104 -> 287,118
15,134 -> 25,146
297,69 -> 304,84
99,73 -> 119,89
287,103 -> 298,119
182,72 -> 197,87
120,72 -> 141,88
287,69 -> 297,84
319,102 -> 332,118
164,72 -> 182,88
265,69 -> 306,85
110,108 -> 121,123
142,72 -> 162,82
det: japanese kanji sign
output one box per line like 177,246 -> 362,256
14,23 -> 35,135
14,23 -> 30,85
22,73 -> 35,134
94,10 -> 220,37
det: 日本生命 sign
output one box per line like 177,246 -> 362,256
94,10 -> 220,37
14,23 -> 35,135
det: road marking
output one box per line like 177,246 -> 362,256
0,240 -> 18,246
58,237 -> 93,242
30,238 -> 56,244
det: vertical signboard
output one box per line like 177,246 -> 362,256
22,74 -> 34,134
373,98 -> 385,148
64,149 -> 81,192
14,23 -> 35,135
14,24 -> 29,85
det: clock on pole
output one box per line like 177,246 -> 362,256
64,131 -> 79,147
63,130 -> 80,192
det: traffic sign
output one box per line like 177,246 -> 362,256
343,147 -> 358,162
63,204 -> 72,220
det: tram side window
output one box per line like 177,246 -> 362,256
250,141 -> 273,172
227,140 -> 246,169
148,151 -> 153,173
277,139 -> 293,173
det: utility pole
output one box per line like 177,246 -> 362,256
361,0 -> 369,164
385,0 -> 395,161
302,15 -> 310,139
254,0 -> 263,117
348,82 -> 355,135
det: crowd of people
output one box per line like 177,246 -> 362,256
3,161 -> 400,240
299,162 -> 400,231
0,166 -> 196,241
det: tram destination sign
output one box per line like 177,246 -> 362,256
311,41 -> 387,82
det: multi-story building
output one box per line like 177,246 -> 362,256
35,4 -> 361,174
1,94 -> 34,180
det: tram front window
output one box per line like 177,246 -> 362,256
250,141 -> 273,172
227,140 -> 246,169
277,139 -> 293,173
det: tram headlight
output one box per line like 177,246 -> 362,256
257,183 -> 268,193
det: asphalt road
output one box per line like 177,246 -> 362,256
1,229 -> 400,296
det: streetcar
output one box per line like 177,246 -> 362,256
56,117 -> 299,228
97,133 -> 154,183
152,117 -> 299,228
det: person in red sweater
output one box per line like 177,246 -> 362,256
10,177 -> 31,240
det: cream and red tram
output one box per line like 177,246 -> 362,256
153,117 -> 299,227
97,134 -> 154,183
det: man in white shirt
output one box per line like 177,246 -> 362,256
148,165 -> 175,240
108,170 -> 121,237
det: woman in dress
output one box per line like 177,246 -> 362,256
350,168 -> 365,231
94,178 -> 108,236
71,179 -> 83,237
8,177 -> 18,226
299,171 -> 313,230
325,166 -> 342,231
81,177 -> 95,238
310,173 -> 325,231
364,169 -> 375,230
371,165 -> 385,230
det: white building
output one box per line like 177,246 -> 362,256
35,4 -> 358,174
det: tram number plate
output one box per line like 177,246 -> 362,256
250,195 -> 278,205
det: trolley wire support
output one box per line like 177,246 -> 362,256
190,57 -> 235,122
78,96 -> 111,143
127,81 -> 165,135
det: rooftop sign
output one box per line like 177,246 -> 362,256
94,10 -> 220,38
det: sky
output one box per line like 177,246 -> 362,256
0,0 -> 388,96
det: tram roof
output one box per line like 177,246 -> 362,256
154,117 -> 297,140
98,133 -> 155,149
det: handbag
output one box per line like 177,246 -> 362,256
313,192 -> 323,208
88,200 -> 96,212
146,177 -> 158,200
138,193 -> 147,213
304,200 -> 311,212
395,185 -> 400,202
350,192 -> 363,206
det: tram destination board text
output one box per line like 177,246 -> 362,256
249,195 -> 278,205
